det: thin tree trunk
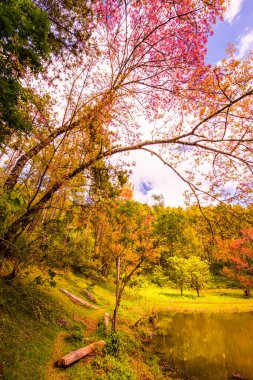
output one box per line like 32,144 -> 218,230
112,256 -> 121,332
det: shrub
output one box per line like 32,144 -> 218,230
65,325 -> 84,343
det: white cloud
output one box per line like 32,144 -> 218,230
224,0 -> 244,24
237,29 -> 253,58
121,151 -> 188,207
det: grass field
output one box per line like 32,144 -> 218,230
1,271 -> 253,380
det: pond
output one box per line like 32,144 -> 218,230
153,312 -> 253,380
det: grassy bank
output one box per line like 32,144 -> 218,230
1,271 -> 253,380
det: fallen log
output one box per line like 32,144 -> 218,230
56,340 -> 106,367
60,288 -> 98,309
232,373 -> 248,380
134,317 -> 144,327
83,289 -> 98,304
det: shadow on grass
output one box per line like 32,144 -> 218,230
159,290 -> 248,300
159,292 -> 198,300
215,291 -> 246,299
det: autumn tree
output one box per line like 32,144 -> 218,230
216,229 -> 253,298
1,0 -> 253,273
98,200 -> 158,331
80,165 -> 130,277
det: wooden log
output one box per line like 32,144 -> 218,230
232,373 -> 248,380
56,340 -> 106,367
60,288 -> 98,309
134,317 -> 144,327
83,289 -> 98,304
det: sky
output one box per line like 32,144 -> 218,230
128,0 -> 253,207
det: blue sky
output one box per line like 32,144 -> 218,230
132,0 -> 253,204
206,0 -> 253,64
138,181 -> 153,195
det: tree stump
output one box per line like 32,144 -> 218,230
104,312 -> 110,333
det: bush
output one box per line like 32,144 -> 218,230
65,325 -> 84,343
128,274 -> 149,289
149,266 -> 171,287
92,355 -> 137,380
105,330 -> 140,357
105,331 -> 123,356
145,356 -> 163,380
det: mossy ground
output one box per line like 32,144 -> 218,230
1,270 -> 253,380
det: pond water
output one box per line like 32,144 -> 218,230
153,312 -> 253,380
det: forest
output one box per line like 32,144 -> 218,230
0,0 -> 253,379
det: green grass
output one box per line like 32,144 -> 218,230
1,271 -> 253,380
0,280 -> 61,380
134,286 -> 253,312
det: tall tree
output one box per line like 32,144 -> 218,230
98,200 -> 158,331
1,0 -> 253,266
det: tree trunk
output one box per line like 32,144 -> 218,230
196,286 -> 200,297
111,256 -> 146,332
112,256 -> 121,331
1,149 -> 105,259
3,118 -> 84,191
7,259 -> 21,279
56,340 -> 106,367
244,288 -> 250,298
148,309 -> 157,332
180,286 -> 183,296
0,209 -> 38,261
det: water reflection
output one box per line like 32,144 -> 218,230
154,312 -> 253,379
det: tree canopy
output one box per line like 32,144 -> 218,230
0,1 -> 253,295
0,0 -> 92,142
0,0 -> 50,140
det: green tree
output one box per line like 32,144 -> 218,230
154,207 -> 204,265
154,207 -> 187,258
187,256 -> 211,297
0,0 -> 50,141
166,256 -> 189,296
0,0 -> 92,143
34,0 -> 92,55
